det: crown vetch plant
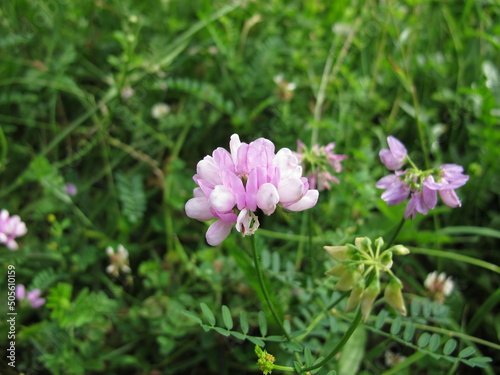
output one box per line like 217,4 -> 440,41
376,136 -> 469,219
185,134 -> 319,245
0,209 -> 27,250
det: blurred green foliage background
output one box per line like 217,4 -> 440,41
0,0 -> 499,374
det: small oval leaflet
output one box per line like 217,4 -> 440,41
200,302 -> 216,326
222,305 -> 233,330
443,339 -> 457,356
258,311 -> 268,336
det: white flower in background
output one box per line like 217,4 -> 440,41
273,74 -> 296,101
424,271 -> 454,303
151,103 -> 170,119
385,350 -> 407,367
120,86 -> 135,100
106,244 -> 131,276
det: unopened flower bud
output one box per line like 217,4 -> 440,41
389,244 -> 410,255
346,278 -> 365,312
380,251 -> 393,269
325,263 -> 346,277
324,245 -> 349,262
361,279 -> 380,322
374,237 -> 384,254
355,237 -> 372,254
384,277 -> 406,315
334,266 -> 362,291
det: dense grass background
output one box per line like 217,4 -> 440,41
0,0 -> 499,374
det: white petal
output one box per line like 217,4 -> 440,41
185,197 -> 215,221
273,148 -> 302,179
284,190 -> 319,211
278,177 -> 304,203
256,183 -> 279,215
209,185 -> 236,212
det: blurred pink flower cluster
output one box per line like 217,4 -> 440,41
0,209 -> 27,250
185,134 -> 319,246
293,140 -> 347,191
16,285 -> 45,308
376,136 -> 469,219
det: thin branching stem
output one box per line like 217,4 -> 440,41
251,235 -> 292,342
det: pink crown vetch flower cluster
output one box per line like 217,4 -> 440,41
16,284 -> 45,308
185,134 -> 319,246
0,209 -> 27,250
376,136 -> 469,219
293,140 -> 347,191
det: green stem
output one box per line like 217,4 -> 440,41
301,308 -> 363,372
410,247 -> 500,274
295,292 -> 349,342
386,218 -> 406,249
272,365 -> 295,372
251,235 -> 292,341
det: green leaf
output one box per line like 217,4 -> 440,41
422,299 -> 431,318
201,324 -> 211,332
390,316 -> 402,335
258,311 -> 268,336
284,320 -> 291,335
338,325 -> 366,375
418,332 -> 431,348
248,336 -> 265,347
411,299 -> 420,317
428,333 -> 441,352
262,249 -> 271,268
458,346 -> 476,358
116,172 -> 146,224
283,342 -> 303,352
375,309 -> 388,329
265,335 -> 284,342
272,251 -> 280,273
214,327 -> 230,337
181,310 -> 202,325
403,322 -> 415,341
443,339 -> 457,355
231,331 -> 245,340
304,347 -> 313,366
200,303 -> 216,326
326,371 -> 337,375
240,311 -> 249,335
463,356 -> 492,368
222,305 -> 233,330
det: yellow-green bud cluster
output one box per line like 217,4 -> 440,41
324,237 -> 409,322
255,346 -> 275,375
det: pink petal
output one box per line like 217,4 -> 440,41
284,190 -> 319,211
439,189 -> 461,208
185,197 -> 215,221
16,284 -> 26,299
245,169 -> 258,211
30,298 -> 46,309
256,183 -> 280,215
206,220 -> 233,246
196,156 -> 222,185
387,136 -> 407,160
